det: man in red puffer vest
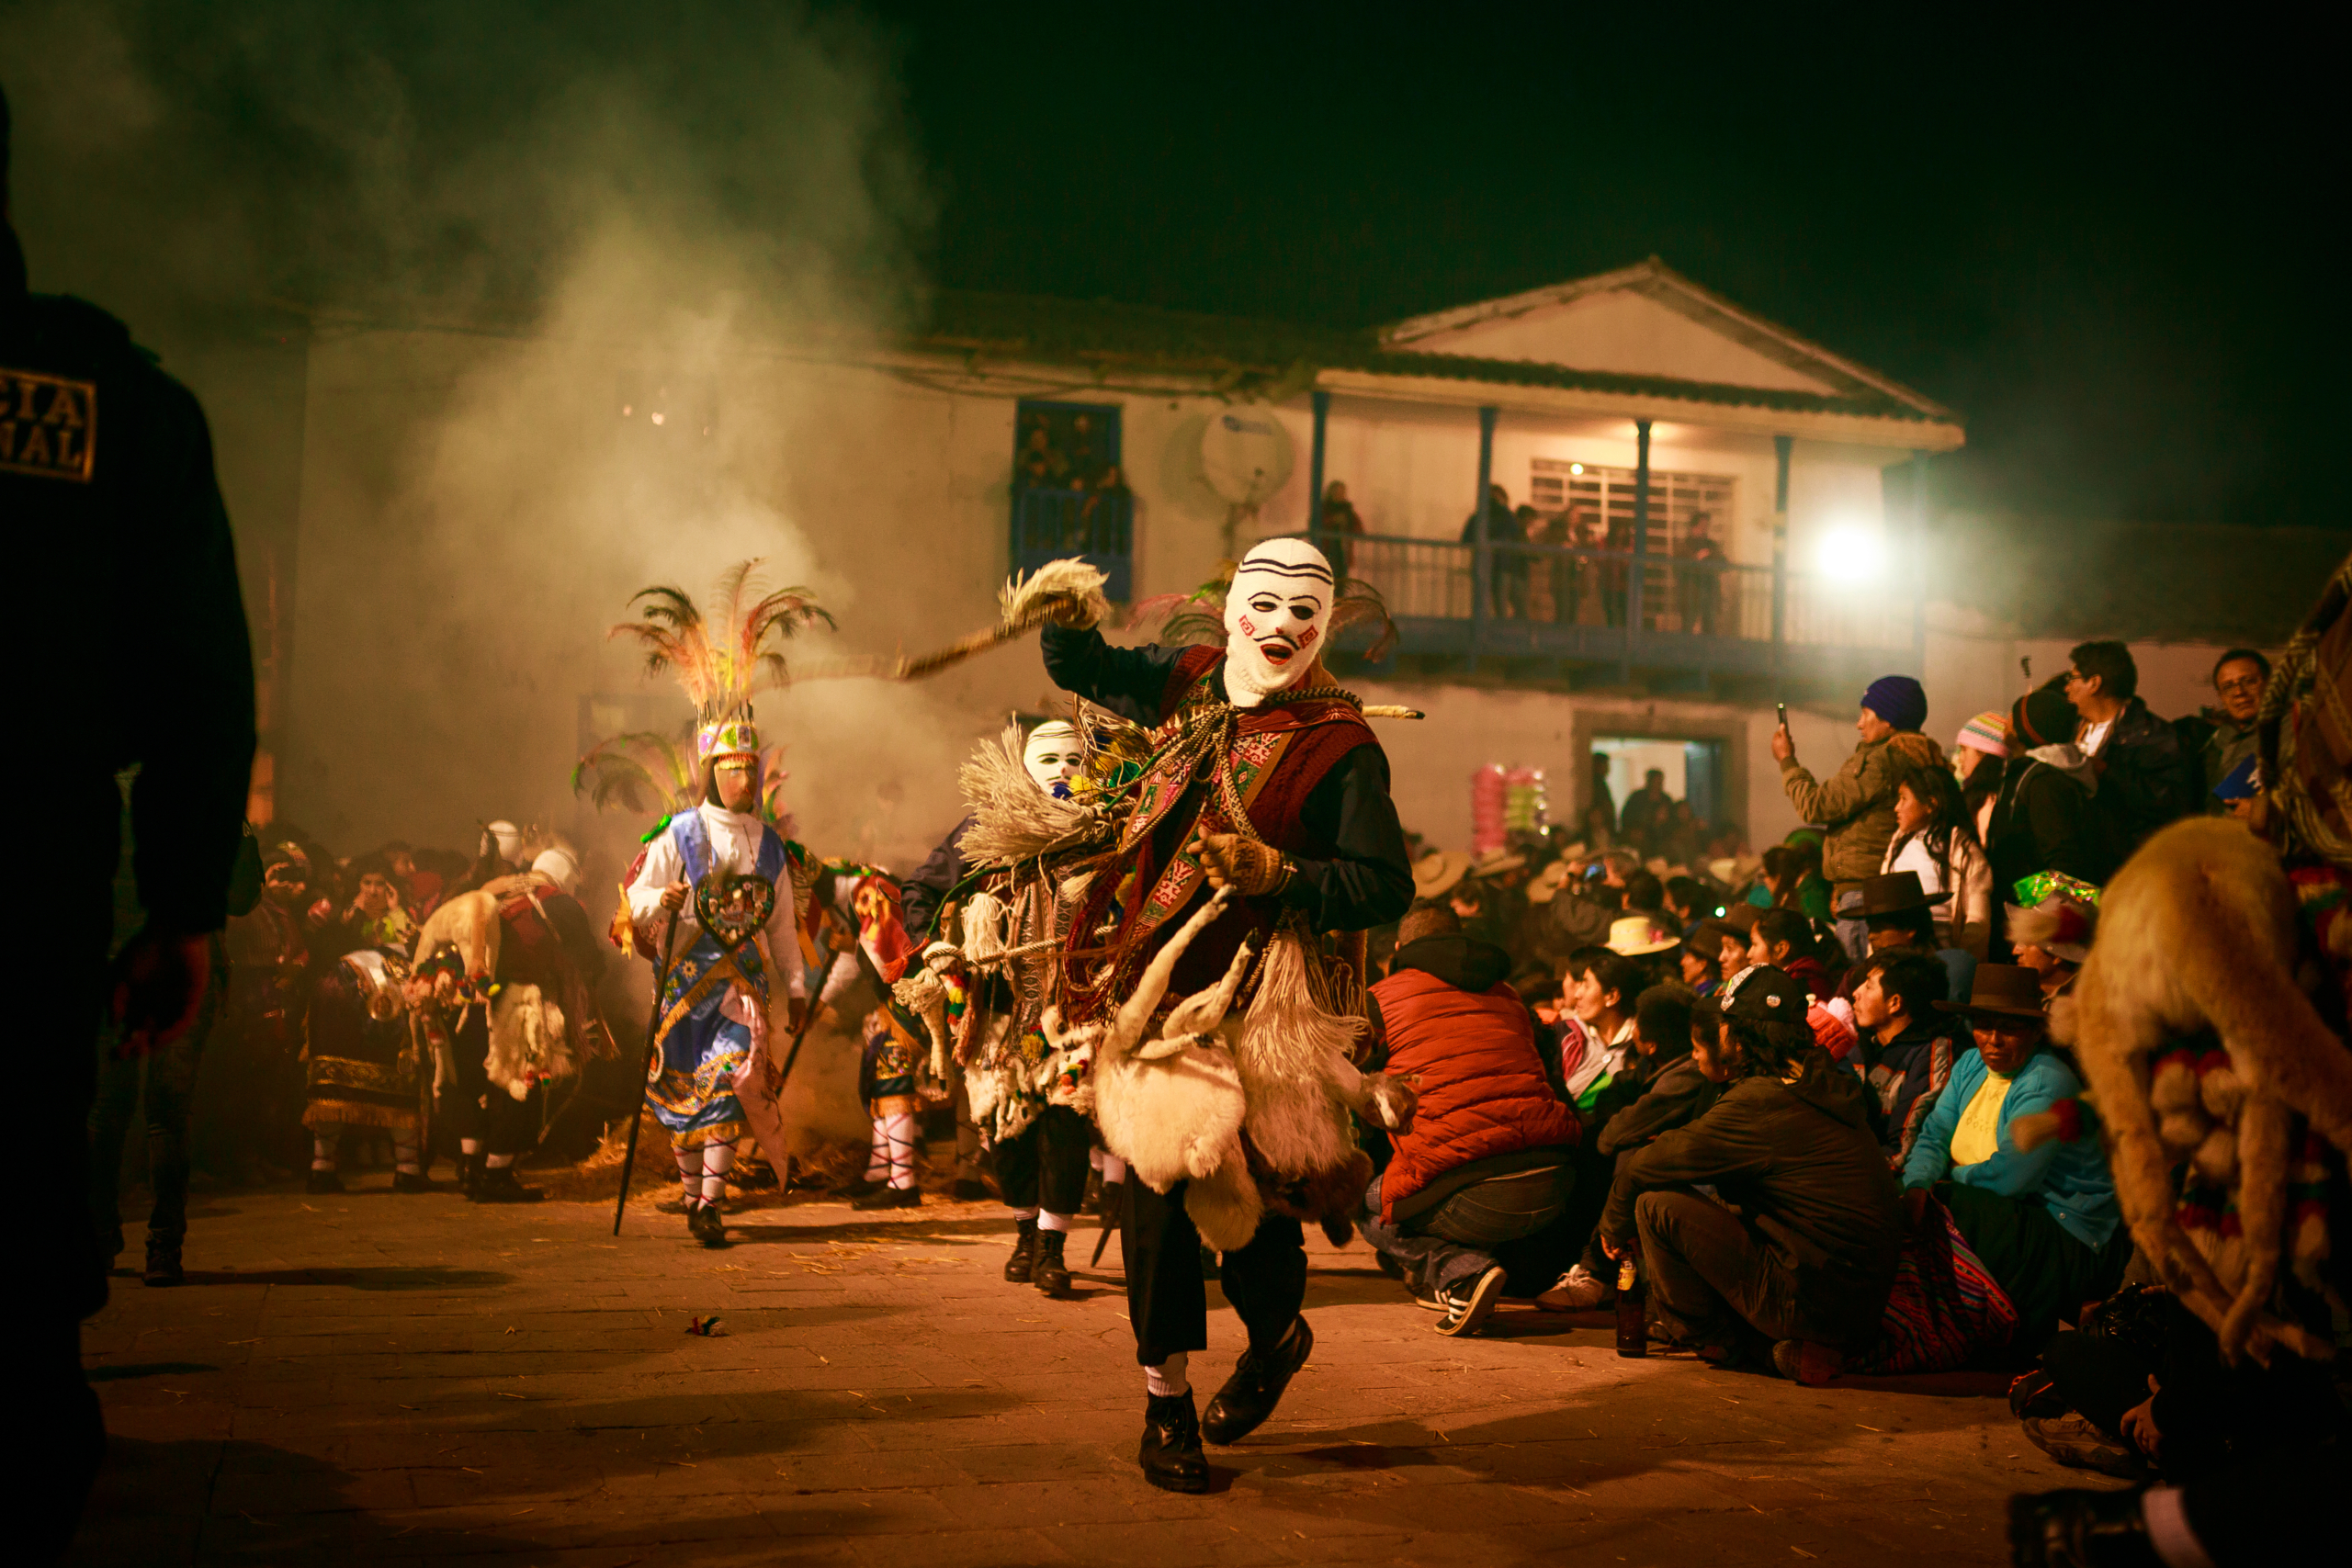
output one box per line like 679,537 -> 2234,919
1363,902 -> 1581,1337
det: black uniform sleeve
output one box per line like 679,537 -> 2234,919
901,817 -> 974,944
128,377 -> 257,933
548,892 -> 607,988
1283,745 -> 1413,932
1041,623 -> 1188,726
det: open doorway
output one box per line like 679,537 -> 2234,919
1591,734 -> 1730,852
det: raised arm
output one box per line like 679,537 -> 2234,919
1041,623 -> 1188,726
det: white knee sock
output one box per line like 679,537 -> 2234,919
460,1137 -> 481,1157
1098,1153 -> 1127,1183
484,1153 -> 515,1169
865,1118 -> 888,1181
883,1112 -> 917,1190
675,1145 -> 705,1204
700,1141 -> 735,1204
1012,1205 -> 1040,1222
1144,1353 -> 1189,1397
311,1133 -> 338,1172
1037,1211 -> 1072,1234
391,1128 -> 422,1176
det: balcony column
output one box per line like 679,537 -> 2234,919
1469,404 -> 1496,675
1910,449 -> 1929,672
1306,388 -> 1329,559
1629,418 -> 1652,678
1770,434 -> 1792,673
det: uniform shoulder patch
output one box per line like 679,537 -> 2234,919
1,367 -> 98,481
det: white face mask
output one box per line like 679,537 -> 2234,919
1222,538 -> 1334,707
1023,721 -> 1085,795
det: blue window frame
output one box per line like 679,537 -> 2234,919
1012,400 -> 1131,601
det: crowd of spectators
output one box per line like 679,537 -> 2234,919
1349,639 -> 2342,1522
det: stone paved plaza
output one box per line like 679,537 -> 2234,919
73,1170 -> 2092,1565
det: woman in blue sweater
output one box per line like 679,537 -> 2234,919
1902,964 -> 2129,1353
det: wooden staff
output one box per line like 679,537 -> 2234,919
612,912 -> 680,1236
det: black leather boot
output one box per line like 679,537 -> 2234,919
1033,1227 -> 1071,1298
304,1168 -> 345,1195
470,1165 -> 543,1204
142,1244 -> 184,1288
1003,1216 -> 1039,1282
1137,1391 -> 1210,1494
1201,1316 -> 1314,1445
687,1200 -> 728,1247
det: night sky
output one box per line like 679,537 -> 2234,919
8,3 -> 2337,527
869,4 -> 2338,528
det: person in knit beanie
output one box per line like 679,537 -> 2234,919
1771,675 -> 1947,962
1952,711 -> 2013,838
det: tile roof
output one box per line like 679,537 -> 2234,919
916,288 -> 1957,424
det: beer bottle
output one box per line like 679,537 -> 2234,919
1614,1254 -> 1646,1358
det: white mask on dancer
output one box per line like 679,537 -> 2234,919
1222,538 -> 1334,708
1023,721 -> 1085,795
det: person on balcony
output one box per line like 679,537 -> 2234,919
1770,677 -> 1946,964
1460,483 -> 1524,618
1678,513 -> 1724,635
1317,479 -> 1366,580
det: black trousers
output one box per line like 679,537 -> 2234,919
1939,1180 -> 2129,1354
88,942 -> 224,1256
1636,1189 -> 1883,1353
1124,1178 -> 1305,1367
993,1105 -> 1091,1214
444,1010 -> 543,1156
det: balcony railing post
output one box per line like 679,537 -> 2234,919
1470,404 -> 1496,675
1630,417 -> 1651,680
1770,434 -> 1792,671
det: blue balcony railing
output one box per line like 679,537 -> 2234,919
1014,487 -> 1134,602
1305,530 -> 1918,695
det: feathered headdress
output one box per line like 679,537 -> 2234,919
606,559 -> 833,761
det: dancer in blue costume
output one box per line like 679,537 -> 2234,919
625,715 -> 808,1246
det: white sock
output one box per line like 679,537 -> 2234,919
1144,1353 -> 1190,1397
1099,1154 -> 1126,1183
460,1137 -> 481,1157
311,1134 -> 337,1172
392,1128 -> 422,1176
1012,1205 -> 1040,1222
701,1141 -> 736,1204
884,1112 -> 917,1190
675,1146 -> 705,1203
484,1153 -> 514,1169
865,1119 -> 888,1182
1037,1211 -> 1072,1234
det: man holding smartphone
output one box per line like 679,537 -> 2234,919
1768,678 -> 1944,962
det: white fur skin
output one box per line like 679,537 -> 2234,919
1070,887 -> 1416,1250
484,982 -> 571,1100
2073,816 -> 2352,1364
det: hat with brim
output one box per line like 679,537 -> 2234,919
2007,897 -> 2096,964
1933,964 -> 2051,1023
1471,849 -> 1526,879
1722,902 -> 1763,933
1684,917 -> 1741,954
1606,915 -> 1680,956
1859,871 -> 1935,920
1525,859 -> 1575,906
1412,851 -> 1470,900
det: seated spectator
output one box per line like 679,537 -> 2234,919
1538,982 -> 1724,1312
1676,924 -> 1728,998
1360,903 -> 1579,1337
1848,871 -> 1975,1005
1904,965 -> 2127,1353
1990,681 -> 2126,917
1747,907 -> 1830,1001
1600,964 -> 1905,1382
1849,949 -> 1959,1169
2064,639 -> 2199,848
2007,884 -> 2098,1007
1662,874 -> 1715,928
1622,871 -> 1676,933
1882,766 -> 1993,959
1559,946 -> 1648,1109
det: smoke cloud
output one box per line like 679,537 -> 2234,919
5,2 -> 993,887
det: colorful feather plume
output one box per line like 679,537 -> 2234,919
609,559 -> 834,724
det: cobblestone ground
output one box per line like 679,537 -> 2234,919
74,1167 -> 2095,1565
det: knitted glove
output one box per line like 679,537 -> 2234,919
1189,830 -> 1290,896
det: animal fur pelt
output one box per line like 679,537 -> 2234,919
414,890 -> 502,989
956,724 -> 1106,867
1070,887 -> 1417,1251
484,982 -> 572,1100
2071,816 -> 2352,1364
1000,558 -> 1111,634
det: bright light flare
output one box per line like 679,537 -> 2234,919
1815,526 -> 1887,581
